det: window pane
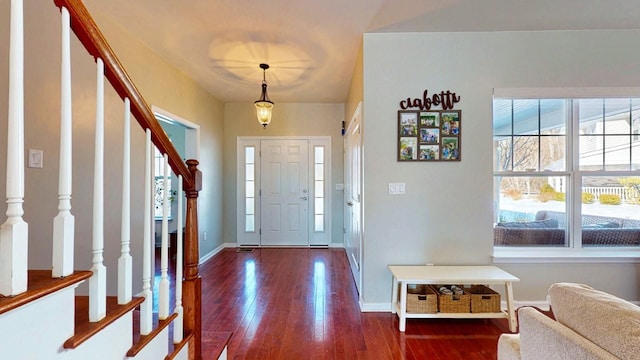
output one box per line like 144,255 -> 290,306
314,215 -> 324,232
581,176 -> 640,247
579,133 -> 604,171
315,164 -> 324,181
246,180 -> 254,197
245,146 -> 255,164
245,215 -> 255,232
604,98 -> 630,135
512,136 -> 539,171
540,99 -> 566,135
513,100 -> 539,135
493,99 -> 513,136
315,146 -> 324,163
315,180 -> 324,197
246,164 -> 254,181
540,136 -> 565,171
494,175 -> 567,247
579,99 -> 604,135
245,198 -> 254,215
493,136 -> 512,172
604,135 -> 630,170
315,198 -> 324,214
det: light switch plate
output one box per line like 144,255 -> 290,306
28,149 -> 43,168
388,182 -> 406,195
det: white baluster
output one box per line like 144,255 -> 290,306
140,129 -> 153,335
159,154 -> 170,319
0,0 -> 28,296
52,6 -> 74,278
118,98 -> 132,304
174,175 -> 184,344
89,58 -> 106,322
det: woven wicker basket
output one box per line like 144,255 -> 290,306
466,285 -> 501,313
434,285 -> 470,313
405,284 -> 437,313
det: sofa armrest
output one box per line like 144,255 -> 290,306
497,333 -> 521,360
518,307 -> 616,360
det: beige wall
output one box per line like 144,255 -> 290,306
91,11 -> 226,260
223,103 -> 344,246
362,30 -> 640,307
0,1 -> 224,295
345,41 -> 364,129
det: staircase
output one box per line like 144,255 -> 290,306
0,0 -> 217,359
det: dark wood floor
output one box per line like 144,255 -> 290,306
198,248 -> 511,359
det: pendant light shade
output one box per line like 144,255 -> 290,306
255,63 -> 274,128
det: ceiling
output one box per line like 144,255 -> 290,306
83,0 -> 640,104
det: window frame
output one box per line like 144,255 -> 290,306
492,88 -> 640,262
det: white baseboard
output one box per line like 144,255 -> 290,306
360,302 -> 392,312
199,243 -> 236,265
329,242 -> 344,249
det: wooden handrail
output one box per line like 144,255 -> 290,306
52,0 -> 194,191
51,1 -> 202,358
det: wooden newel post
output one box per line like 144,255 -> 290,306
183,159 -> 202,360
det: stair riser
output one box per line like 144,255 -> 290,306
0,287 -> 75,359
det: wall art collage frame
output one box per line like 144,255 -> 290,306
397,110 -> 461,162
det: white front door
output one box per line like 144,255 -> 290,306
260,139 -> 310,246
344,105 -> 362,293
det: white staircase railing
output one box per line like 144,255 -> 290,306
0,0 -> 193,358
52,5 -> 74,279
118,98 -> 133,304
0,0 -> 28,297
89,57 -> 107,322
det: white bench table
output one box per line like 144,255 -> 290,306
388,265 -> 520,332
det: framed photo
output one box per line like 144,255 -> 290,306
420,112 -> 440,127
419,145 -> 439,160
398,111 -> 418,136
399,137 -> 418,161
441,111 -> 460,136
398,109 -> 461,162
441,137 -> 460,160
420,128 -> 439,144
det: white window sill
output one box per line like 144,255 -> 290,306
493,247 -> 640,264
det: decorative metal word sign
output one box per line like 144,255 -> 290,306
399,90 -> 461,111
398,89 -> 461,162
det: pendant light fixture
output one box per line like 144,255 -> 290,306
254,63 -> 274,128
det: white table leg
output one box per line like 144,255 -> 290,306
505,281 -> 517,332
391,275 -> 398,314
399,281 -> 407,332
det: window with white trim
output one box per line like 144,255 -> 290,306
493,96 -> 640,249
244,146 -> 256,232
154,147 -> 173,220
313,146 -> 325,232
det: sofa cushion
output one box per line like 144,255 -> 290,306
549,283 -> 640,360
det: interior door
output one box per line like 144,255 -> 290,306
260,139 -> 310,246
344,106 -> 362,293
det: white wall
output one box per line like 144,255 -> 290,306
223,103 -> 344,246
362,30 -> 640,306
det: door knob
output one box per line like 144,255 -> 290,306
347,201 -> 353,206
300,196 -> 308,200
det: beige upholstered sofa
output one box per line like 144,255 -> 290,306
498,283 -> 640,360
